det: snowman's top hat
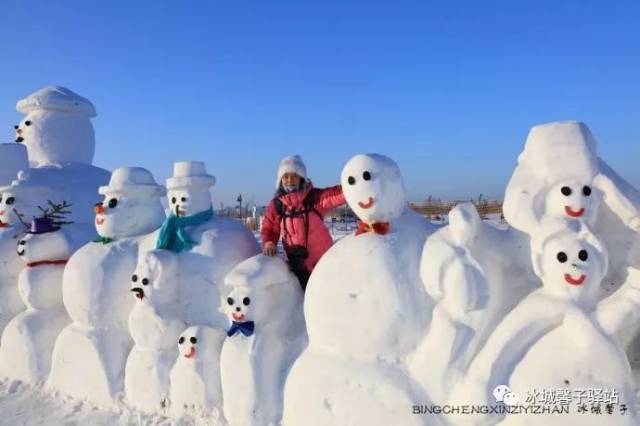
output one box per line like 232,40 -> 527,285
28,216 -> 60,234
99,167 -> 165,197
166,161 -> 216,190
16,85 -> 96,117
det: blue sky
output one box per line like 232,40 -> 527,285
1,1 -> 639,206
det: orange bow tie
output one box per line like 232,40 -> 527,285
356,221 -> 390,236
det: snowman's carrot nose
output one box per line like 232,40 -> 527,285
94,203 -> 105,214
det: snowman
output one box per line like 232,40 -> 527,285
220,255 -> 305,426
169,325 -> 226,417
0,214 -> 73,383
451,219 -> 639,425
48,167 -> 165,406
154,161 -> 260,327
12,85 -> 110,235
125,249 -> 186,413
283,154 -> 439,426
0,169 -> 54,336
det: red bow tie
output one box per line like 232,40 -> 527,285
27,259 -> 68,268
356,221 -> 390,236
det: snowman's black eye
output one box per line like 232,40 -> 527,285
108,198 -> 118,208
171,197 -> 176,204
190,337 -> 197,344
178,336 -> 185,344
142,278 -> 149,286
578,250 -> 588,261
243,297 -> 251,306
561,187 -> 572,196
6,197 -> 15,205
131,274 -> 138,282
362,171 -> 371,181
557,252 -> 568,263
181,197 -> 187,202
582,186 -> 591,196
25,121 -> 31,126
227,297 -> 234,305
347,176 -> 356,185
14,125 -> 18,130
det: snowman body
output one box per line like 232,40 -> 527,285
169,326 -> 226,416
125,249 -> 186,413
283,154 -> 437,426
0,226 -> 71,383
48,167 -> 165,406
220,256 -> 305,426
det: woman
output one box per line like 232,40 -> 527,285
262,155 -> 345,291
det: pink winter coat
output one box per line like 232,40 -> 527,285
261,184 -> 345,273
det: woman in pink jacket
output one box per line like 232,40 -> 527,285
262,155 -> 345,291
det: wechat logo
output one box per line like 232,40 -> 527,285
493,385 -> 519,406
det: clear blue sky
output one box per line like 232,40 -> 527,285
1,0 -> 639,206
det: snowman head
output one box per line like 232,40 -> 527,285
531,219 -> 607,305
341,154 -> 407,224
223,286 -> 260,323
539,179 -> 600,224
177,326 -> 221,361
17,218 -> 72,264
166,162 -> 215,217
95,167 -> 166,239
0,171 -> 54,227
15,86 -> 96,166
492,385 -> 512,403
130,249 -> 178,305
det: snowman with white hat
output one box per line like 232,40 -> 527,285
154,161 -> 259,328
48,167 -> 166,407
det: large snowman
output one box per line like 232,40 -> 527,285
283,154 -> 439,426
0,215 -> 73,383
48,167 -> 165,406
12,85 -> 110,234
0,168 -> 54,336
153,161 -> 260,327
451,219 -> 639,425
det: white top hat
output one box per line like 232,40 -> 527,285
99,167 -> 166,197
16,85 -> 97,117
166,161 -> 216,190
275,155 -> 308,189
0,144 -> 28,186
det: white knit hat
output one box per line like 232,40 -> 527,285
275,155 -> 307,189
99,167 -> 165,197
166,161 -> 216,190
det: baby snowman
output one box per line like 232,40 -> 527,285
0,214 -> 73,383
13,85 -> 96,166
283,154 -> 438,426
451,219 -> 638,425
48,167 -> 165,406
169,325 -> 226,417
220,255 -> 305,426
125,249 -> 186,413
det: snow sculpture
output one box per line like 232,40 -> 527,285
283,154 -> 439,426
220,255 -> 305,426
48,167 -> 165,406
0,214 -> 73,383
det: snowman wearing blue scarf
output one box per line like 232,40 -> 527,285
156,161 -> 260,328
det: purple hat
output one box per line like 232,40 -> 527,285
28,217 -> 60,234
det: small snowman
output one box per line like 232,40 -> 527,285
14,85 -> 96,166
452,219 -> 638,425
125,249 -> 186,413
169,326 -> 226,417
0,169 -> 53,336
48,167 -> 165,406
0,210 -> 73,383
220,255 -> 305,426
283,154 -> 438,426
154,161 -> 260,327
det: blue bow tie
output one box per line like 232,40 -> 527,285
227,321 -> 255,337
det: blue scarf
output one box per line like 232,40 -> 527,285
227,321 -> 255,337
155,207 -> 213,253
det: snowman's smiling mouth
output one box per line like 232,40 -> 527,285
185,346 -> 196,359
564,273 -> 586,286
175,205 -> 187,217
15,137 -> 24,143
131,287 -> 144,300
17,248 -> 25,256
565,206 -> 585,218
232,312 -> 245,321
358,197 -> 374,209
95,217 -> 105,225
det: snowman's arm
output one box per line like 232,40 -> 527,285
596,267 -> 640,335
502,166 -> 542,233
593,163 -> 640,232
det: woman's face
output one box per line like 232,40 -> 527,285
281,172 -> 301,189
